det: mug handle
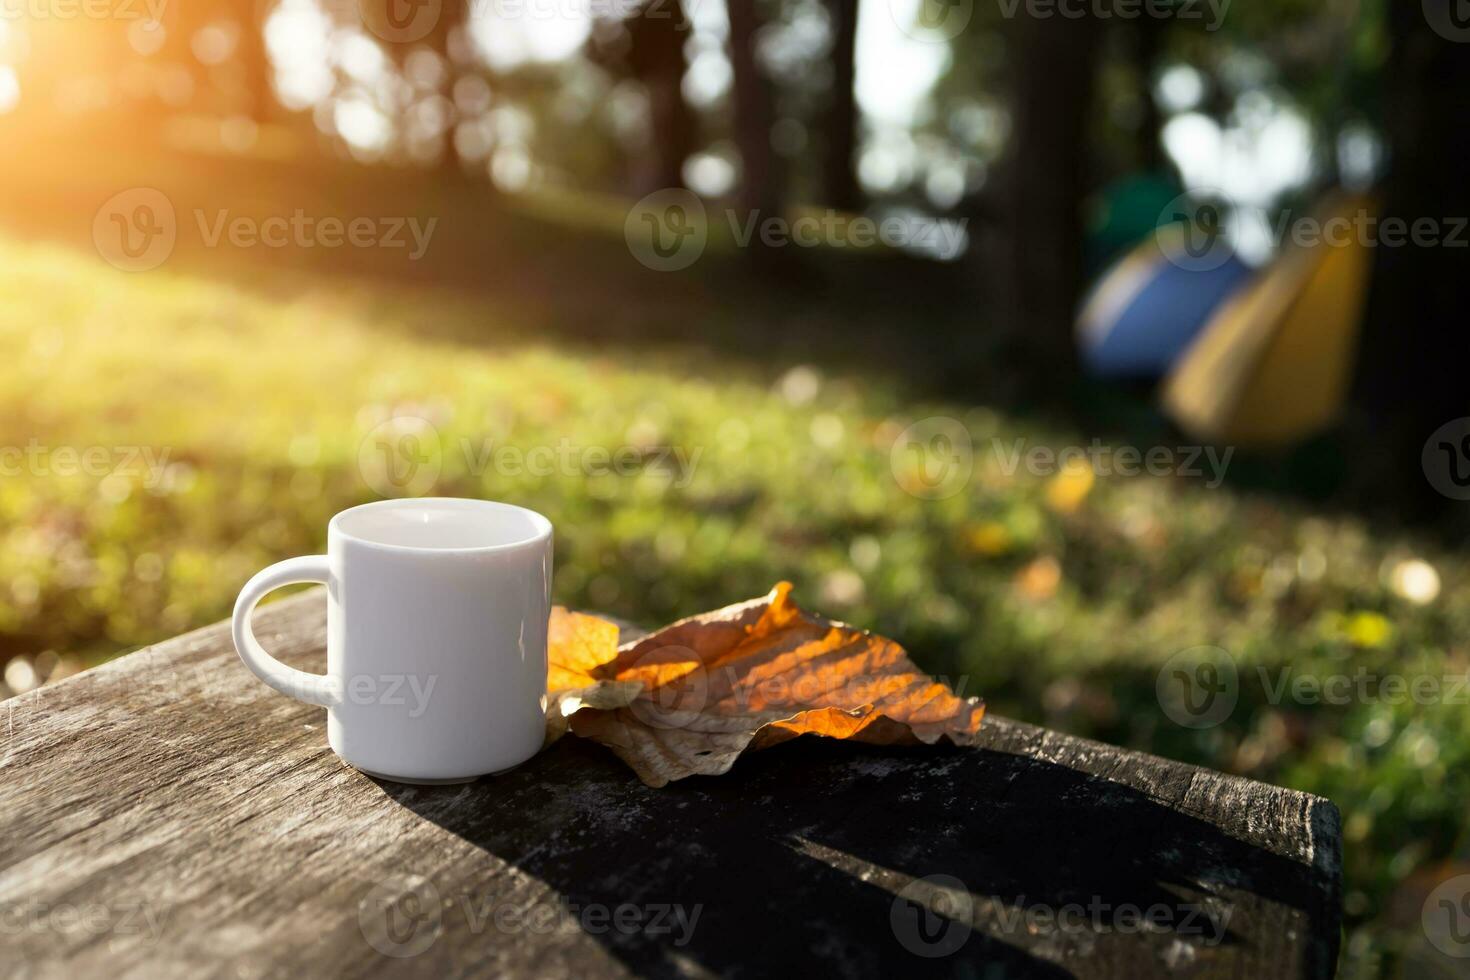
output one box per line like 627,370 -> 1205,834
231,556 -> 341,707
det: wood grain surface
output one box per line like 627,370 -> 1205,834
0,590 -> 1341,979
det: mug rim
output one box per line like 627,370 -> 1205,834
329,497 -> 553,555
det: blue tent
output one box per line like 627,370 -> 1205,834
1077,227 -> 1254,379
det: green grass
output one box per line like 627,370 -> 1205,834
0,229 -> 1465,974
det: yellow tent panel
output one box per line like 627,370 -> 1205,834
1162,193 -> 1375,447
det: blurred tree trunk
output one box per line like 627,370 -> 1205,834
428,0 -> 466,175
236,0 -> 273,122
1132,19 -> 1165,172
626,0 -> 695,192
819,0 -> 860,212
1349,0 -> 1470,517
361,0 -> 466,173
728,0 -> 782,219
993,11 -> 1103,370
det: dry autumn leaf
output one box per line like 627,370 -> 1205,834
544,582 -> 985,787
543,607 -> 640,743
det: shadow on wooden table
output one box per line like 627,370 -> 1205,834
374,734 -> 1337,978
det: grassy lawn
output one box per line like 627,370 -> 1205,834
0,216 -> 1465,971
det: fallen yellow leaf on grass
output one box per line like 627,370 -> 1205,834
544,582 -> 985,787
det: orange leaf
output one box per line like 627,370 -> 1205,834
547,607 -> 621,693
545,583 -> 985,787
544,607 -> 636,744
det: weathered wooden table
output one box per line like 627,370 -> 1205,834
0,591 -> 1341,978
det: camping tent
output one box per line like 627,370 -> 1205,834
1161,193 -> 1375,447
1078,223 -> 1255,379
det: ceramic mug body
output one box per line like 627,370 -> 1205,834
231,498 -> 552,783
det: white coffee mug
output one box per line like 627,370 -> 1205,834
231,497 -> 553,784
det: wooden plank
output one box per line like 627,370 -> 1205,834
0,590 -> 1341,979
